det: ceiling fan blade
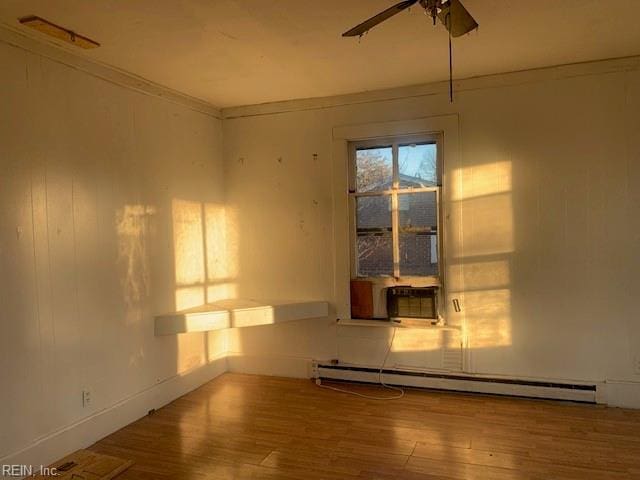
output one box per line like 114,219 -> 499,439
342,0 -> 419,37
437,0 -> 478,37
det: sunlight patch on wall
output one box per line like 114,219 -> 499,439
445,206 -> 465,273
175,286 -> 206,312
465,289 -> 512,348
204,204 -> 239,302
172,199 -> 239,311
463,192 -> 514,258
448,160 -> 514,262
205,204 -> 239,280
116,204 -> 156,311
176,333 -> 207,374
173,199 -> 206,290
172,199 -> 238,373
207,284 -> 238,302
390,328 -> 453,354
206,330 -> 228,363
451,160 -> 512,202
447,160 -> 514,353
463,260 -> 511,292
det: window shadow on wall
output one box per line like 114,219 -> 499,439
170,198 -> 239,373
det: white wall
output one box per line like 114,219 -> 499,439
223,58 -> 640,404
0,38 -> 228,466
3,32 -> 640,472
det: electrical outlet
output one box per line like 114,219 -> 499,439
634,355 -> 640,375
82,389 -> 91,408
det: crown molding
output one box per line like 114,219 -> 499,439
0,23 -> 221,119
222,55 -> 640,119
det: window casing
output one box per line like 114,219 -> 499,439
348,133 -> 443,288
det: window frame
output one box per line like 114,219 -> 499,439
348,133 -> 444,288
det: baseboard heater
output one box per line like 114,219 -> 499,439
315,363 -> 597,403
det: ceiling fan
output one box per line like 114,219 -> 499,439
342,0 -> 479,102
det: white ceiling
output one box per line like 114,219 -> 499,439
2,0 -> 640,108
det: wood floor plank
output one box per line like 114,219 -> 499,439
88,373 -> 640,479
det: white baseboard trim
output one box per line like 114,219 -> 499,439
602,380 -> 640,409
1,356 -> 227,476
226,353 -> 313,379
316,365 -> 598,403
4,354 -> 636,477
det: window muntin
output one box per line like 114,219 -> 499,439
350,136 -> 442,283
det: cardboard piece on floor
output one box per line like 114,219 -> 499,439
32,449 -> 133,479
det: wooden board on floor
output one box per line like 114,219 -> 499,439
33,449 -> 133,479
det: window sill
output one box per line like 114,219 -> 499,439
336,318 -> 460,331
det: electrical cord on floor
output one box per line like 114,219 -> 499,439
315,327 -> 404,400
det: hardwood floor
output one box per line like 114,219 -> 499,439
89,373 -> 640,479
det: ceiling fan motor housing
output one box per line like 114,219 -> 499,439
419,0 -> 444,21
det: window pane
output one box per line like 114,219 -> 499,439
357,235 -> 393,277
356,146 -> 392,192
357,196 -> 391,229
398,192 -> 437,229
356,196 -> 392,276
399,234 -> 438,276
398,143 -> 437,188
398,192 -> 437,276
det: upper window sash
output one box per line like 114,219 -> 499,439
348,133 -> 442,195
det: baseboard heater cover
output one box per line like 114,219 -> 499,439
316,364 -> 597,403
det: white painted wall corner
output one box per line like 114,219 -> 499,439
1,357 -> 227,478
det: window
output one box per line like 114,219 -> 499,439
349,134 -> 442,285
